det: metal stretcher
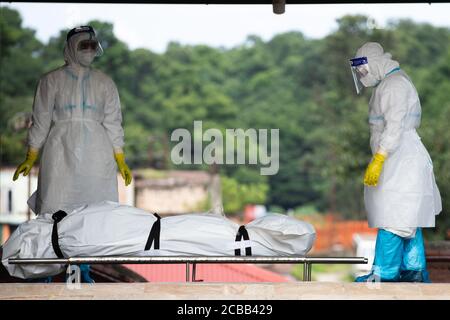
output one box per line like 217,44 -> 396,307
9,256 -> 368,282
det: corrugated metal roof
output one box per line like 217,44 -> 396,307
123,263 -> 291,282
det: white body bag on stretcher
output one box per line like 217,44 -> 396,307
1,201 -> 316,279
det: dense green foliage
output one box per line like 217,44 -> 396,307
1,8 -> 449,238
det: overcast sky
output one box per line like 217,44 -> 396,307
4,3 -> 450,53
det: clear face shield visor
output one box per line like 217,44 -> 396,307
77,39 -> 103,57
349,57 -> 369,95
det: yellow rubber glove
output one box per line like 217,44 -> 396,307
114,152 -> 132,186
364,152 -> 387,186
13,148 -> 39,181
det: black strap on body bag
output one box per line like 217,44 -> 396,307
51,210 -> 68,259
234,225 -> 252,256
145,213 -> 161,250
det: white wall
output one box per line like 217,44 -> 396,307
0,168 -> 38,224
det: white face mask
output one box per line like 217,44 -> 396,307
76,50 -> 96,67
360,73 -> 379,87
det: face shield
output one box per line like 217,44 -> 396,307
67,26 -> 104,57
349,56 -> 369,95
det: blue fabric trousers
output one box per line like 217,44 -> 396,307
355,228 -> 430,282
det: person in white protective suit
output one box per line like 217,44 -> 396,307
13,26 -> 132,215
349,42 -> 442,282
12,26 -> 132,282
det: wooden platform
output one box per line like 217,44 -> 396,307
1,282 -> 450,300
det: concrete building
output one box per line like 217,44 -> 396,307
134,169 -> 221,216
1,167 -> 37,221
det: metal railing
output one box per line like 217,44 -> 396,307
9,256 -> 368,282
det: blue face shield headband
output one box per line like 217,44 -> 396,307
349,56 -> 369,95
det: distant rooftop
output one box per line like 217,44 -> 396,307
123,263 -> 290,282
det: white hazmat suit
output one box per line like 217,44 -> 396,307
27,29 -> 125,214
356,43 -> 442,232
352,42 -> 442,282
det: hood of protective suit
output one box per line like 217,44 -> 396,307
355,42 -> 400,82
63,32 -> 98,70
